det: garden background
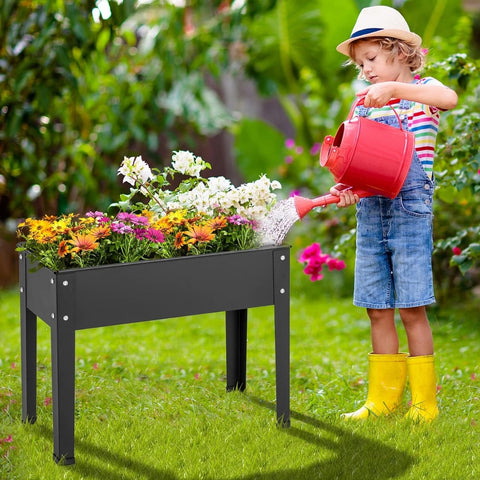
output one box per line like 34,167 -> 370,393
1,0 -> 480,479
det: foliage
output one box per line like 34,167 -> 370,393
0,0 -> 242,220
16,151 -> 281,270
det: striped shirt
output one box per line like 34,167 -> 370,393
356,77 -> 444,179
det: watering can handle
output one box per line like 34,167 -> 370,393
308,186 -> 371,208
348,96 -> 405,131
320,135 -> 336,167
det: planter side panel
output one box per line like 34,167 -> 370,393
24,258 -> 57,327
59,249 -> 279,329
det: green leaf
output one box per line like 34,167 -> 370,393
233,118 -> 285,182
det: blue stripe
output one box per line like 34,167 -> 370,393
351,27 -> 384,39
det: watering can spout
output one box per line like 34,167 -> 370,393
294,188 -> 371,219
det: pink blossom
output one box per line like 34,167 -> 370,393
0,435 -> 12,444
299,242 -> 321,262
295,146 -> 304,155
289,190 -> 300,198
44,397 -> 52,406
144,228 -> 165,243
93,363 -> 99,370
285,138 -> 295,149
284,155 -> 294,164
452,246 -> 462,256
299,242 -> 346,281
310,143 -> 321,156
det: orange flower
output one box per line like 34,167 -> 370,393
205,216 -> 227,231
184,224 -> 215,244
91,225 -> 111,239
57,240 -> 69,257
68,233 -> 99,253
174,231 -> 186,249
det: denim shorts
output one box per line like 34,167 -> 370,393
353,186 -> 436,309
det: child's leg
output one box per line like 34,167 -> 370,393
367,308 -> 399,354
399,306 -> 438,421
398,306 -> 434,356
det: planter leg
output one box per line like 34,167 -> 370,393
51,323 -> 75,465
21,307 -> 37,424
225,309 -> 247,392
274,250 -> 290,427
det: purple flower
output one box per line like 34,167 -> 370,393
310,143 -> 321,156
86,211 -> 110,223
228,215 -> 249,226
144,228 -> 165,244
285,138 -> 295,149
111,222 -> 134,234
116,212 -> 149,226
289,190 -> 300,198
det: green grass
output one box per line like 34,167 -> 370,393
1,286 -> 479,479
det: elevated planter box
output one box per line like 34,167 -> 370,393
19,246 -> 290,465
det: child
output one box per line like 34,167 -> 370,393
331,6 -> 458,421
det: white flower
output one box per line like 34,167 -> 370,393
118,156 -> 152,186
171,150 -> 208,178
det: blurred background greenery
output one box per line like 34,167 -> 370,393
1,0 -> 479,304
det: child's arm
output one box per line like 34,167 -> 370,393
357,81 -> 458,110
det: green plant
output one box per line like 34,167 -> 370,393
16,151 -> 281,270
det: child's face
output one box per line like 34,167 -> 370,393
353,40 -> 411,84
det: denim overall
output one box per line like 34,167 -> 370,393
353,100 -> 436,309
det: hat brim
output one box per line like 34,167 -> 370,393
336,29 -> 422,57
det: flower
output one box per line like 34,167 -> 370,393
118,156 -> 153,186
298,242 -> 346,282
17,150 -> 282,270
452,246 -> 462,256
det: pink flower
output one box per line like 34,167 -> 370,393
284,155 -> 294,164
0,435 -> 12,443
452,246 -> 462,255
93,363 -> 99,370
289,190 -> 300,198
299,243 -> 346,281
44,397 -> 52,406
285,138 -> 295,149
310,143 -> 321,156
299,243 -> 321,262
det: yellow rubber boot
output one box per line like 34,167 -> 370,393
405,355 -> 439,422
342,353 -> 408,420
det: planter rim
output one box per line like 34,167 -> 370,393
21,244 -> 290,274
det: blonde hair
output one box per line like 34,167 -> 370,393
348,37 -> 425,79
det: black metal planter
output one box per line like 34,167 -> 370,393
19,246 -> 291,465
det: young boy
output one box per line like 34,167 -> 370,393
331,6 -> 458,421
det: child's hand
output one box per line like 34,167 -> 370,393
357,83 -> 395,108
329,184 -> 359,208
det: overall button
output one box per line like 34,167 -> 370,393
424,184 -> 430,190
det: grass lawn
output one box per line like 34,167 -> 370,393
1,285 -> 479,479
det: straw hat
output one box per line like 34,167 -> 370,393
336,6 -> 422,57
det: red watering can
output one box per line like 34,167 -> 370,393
294,96 -> 415,219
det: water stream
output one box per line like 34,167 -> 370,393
258,198 -> 301,246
